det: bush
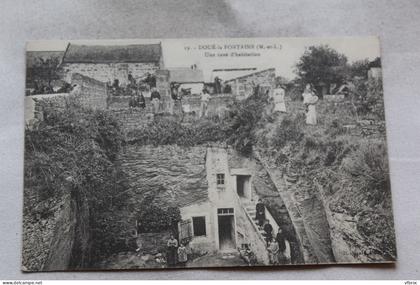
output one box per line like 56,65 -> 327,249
352,77 -> 385,120
224,91 -> 271,155
271,114 -> 305,149
128,116 -> 228,146
24,97 -> 128,264
137,205 -> 181,233
341,141 -> 390,198
128,91 -> 271,155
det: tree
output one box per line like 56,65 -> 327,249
348,59 -> 370,79
27,56 -> 61,94
295,45 -> 348,97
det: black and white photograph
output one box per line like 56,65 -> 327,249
23,37 -> 396,271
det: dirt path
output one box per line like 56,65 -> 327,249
187,252 -> 247,268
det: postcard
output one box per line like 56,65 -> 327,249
23,37 -> 396,271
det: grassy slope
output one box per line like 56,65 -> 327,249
255,99 -> 396,262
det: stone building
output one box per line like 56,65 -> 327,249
178,147 -> 284,264
169,67 -> 205,96
60,43 -> 164,85
223,68 -> 276,99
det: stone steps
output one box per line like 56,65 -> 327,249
244,206 -> 267,239
253,150 -> 318,264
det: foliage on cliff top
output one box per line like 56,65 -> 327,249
127,115 -> 228,146
127,90 -> 272,155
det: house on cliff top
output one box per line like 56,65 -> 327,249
61,43 -> 164,85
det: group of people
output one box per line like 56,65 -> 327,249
213,76 -> 232,94
268,82 -> 319,125
255,199 -> 293,265
127,87 -> 162,114
107,73 -> 165,114
165,234 -> 189,267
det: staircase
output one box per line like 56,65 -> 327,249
242,201 -> 268,239
253,150 -> 318,263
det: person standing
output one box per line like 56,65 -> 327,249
214,76 -> 222,94
177,242 -> 188,267
275,228 -> 287,264
263,219 -> 274,246
150,87 -> 161,114
166,234 -> 178,267
267,240 -> 279,265
199,89 -> 211,118
129,93 -> 136,108
170,83 -> 182,115
302,83 -> 319,125
137,91 -> 146,109
144,72 -> 156,89
272,85 -> 287,113
255,199 -> 266,228
286,233 -> 299,265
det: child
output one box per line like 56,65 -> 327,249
177,242 -> 188,267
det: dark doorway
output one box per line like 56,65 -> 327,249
218,215 -> 235,250
236,175 -> 250,199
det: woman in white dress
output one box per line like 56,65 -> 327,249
302,84 -> 319,125
272,85 -> 287,113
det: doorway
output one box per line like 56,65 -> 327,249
236,175 -> 251,199
218,215 -> 235,250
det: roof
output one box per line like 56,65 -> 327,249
210,68 -> 257,82
169,68 -> 204,83
62,43 -> 162,64
223,68 -> 275,83
26,51 -> 64,68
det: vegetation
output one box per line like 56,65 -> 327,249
254,96 -> 395,260
127,116 -> 228,146
26,56 -> 62,94
127,91 -> 272,155
137,204 -> 181,233
24,97 -> 129,266
295,45 -> 348,95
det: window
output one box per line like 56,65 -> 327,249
217,208 -> 234,215
192,216 -> 206,236
216,173 -> 225,186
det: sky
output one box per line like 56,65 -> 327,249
27,37 -> 380,81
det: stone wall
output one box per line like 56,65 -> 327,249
107,94 -> 236,134
225,68 -> 276,99
181,94 -> 235,116
71,73 -> 108,109
110,108 -> 151,133
235,202 -> 270,264
108,96 -> 155,112
180,201 -> 215,255
22,187 -> 91,271
62,62 -> 160,85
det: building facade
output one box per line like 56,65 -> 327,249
60,43 -> 164,85
179,147 -> 271,264
223,68 -> 276,99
